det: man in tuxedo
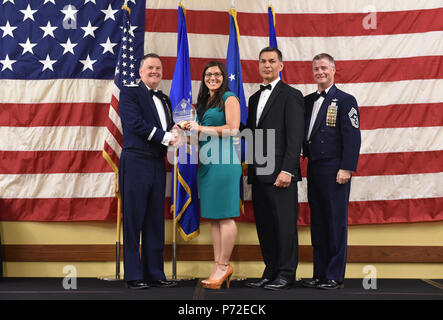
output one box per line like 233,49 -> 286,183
118,53 -> 178,289
245,47 -> 305,290
302,53 -> 361,289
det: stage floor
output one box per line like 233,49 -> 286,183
0,277 -> 442,300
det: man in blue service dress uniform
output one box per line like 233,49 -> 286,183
302,53 -> 361,290
118,53 -> 178,289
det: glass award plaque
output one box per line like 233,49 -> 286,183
171,99 -> 198,164
173,98 -> 196,124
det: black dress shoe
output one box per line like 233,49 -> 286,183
245,278 -> 271,288
149,280 -> 178,288
263,278 -> 293,291
302,278 -> 321,288
317,280 -> 344,290
126,280 -> 149,289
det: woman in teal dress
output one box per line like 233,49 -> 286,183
186,61 -> 241,289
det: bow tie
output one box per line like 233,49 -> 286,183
260,84 -> 272,92
314,91 -> 327,101
149,89 -> 163,99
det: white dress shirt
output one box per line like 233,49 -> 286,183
256,77 -> 281,126
307,84 -> 333,140
256,77 -> 293,178
145,84 -> 171,146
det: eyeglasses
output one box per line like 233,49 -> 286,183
204,72 -> 222,78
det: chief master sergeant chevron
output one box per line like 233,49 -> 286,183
302,53 -> 361,290
118,53 -> 179,290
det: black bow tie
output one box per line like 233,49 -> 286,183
149,89 -> 163,99
260,84 -> 272,92
314,91 -> 327,101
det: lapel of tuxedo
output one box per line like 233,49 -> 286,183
257,80 -> 283,127
310,84 -> 337,138
304,94 -> 315,138
140,82 -> 162,128
249,91 -> 260,129
162,96 -> 172,130
157,93 -> 172,128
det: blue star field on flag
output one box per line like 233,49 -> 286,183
0,0 -> 144,80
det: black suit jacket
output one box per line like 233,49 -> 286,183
118,82 -> 174,158
246,80 -> 305,184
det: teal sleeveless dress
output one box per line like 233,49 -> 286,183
197,91 -> 242,219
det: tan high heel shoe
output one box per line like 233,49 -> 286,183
202,263 -> 233,290
201,261 -> 218,285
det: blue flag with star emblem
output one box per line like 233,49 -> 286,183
226,8 -> 247,125
169,4 -> 200,240
226,8 -> 247,214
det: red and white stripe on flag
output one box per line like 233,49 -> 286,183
0,0 -> 442,223
103,83 -> 123,178
148,0 -> 443,225
0,79 -> 118,220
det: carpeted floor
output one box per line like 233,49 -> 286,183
0,278 -> 440,317
0,277 -> 441,300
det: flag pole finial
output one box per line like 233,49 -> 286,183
122,0 -> 130,14
179,1 -> 186,14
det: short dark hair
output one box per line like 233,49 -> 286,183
139,53 -> 161,69
259,46 -> 283,62
313,53 -> 335,69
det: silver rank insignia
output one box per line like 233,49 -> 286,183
348,107 -> 359,128
326,99 -> 338,127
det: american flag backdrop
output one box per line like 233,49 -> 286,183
0,0 -> 144,220
1,0 -> 442,225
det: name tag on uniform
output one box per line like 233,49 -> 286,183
326,99 -> 338,127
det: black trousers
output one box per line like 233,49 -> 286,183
252,180 -> 299,281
